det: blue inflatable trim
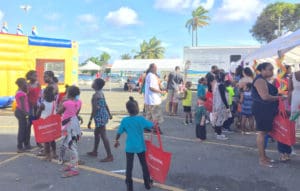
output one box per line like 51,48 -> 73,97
28,36 -> 72,48
0,96 -> 14,108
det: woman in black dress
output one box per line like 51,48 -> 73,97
252,62 -> 280,167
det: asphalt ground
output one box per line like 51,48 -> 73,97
0,85 -> 300,191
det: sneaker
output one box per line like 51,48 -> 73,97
17,148 -> 25,153
24,145 -> 33,150
87,151 -> 98,157
145,179 -> 153,190
58,159 -> 64,165
61,169 -> 79,178
183,121 -> 188,125
216,134 -> 228,140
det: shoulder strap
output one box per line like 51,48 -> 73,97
51,102 -> 55,115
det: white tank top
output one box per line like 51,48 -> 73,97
291,73 -> 300,113
40,101 -> 56,119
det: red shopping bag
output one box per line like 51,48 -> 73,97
145,123 -> 172,184
204,91 -> 213,112
269,99 -> 296,146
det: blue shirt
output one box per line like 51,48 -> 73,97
197,84 -> 206,98
117,115 -> 153,153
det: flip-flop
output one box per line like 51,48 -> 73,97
61,170 -> 79,178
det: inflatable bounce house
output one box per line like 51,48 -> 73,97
0,23 -> 78,107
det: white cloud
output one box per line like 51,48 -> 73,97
214,0 -> 265,21
105,7 -> 139,27
0,10 -> 4,21
96,46 -> 117,54
78,14 -> 97,23
154,0 -> 214,12
77,14 -> 100,32
45,13 -> 61,21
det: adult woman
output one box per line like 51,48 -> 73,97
212,71 -> 229,140
252,62 -> 280,167
238,67 -> 254,90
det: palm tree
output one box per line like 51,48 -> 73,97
120,53 -> 131,59
185,6 -> 210,47
134,37 -> 165,59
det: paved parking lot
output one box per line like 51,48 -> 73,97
1,88 -> 300,191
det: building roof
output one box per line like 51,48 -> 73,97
111,59 -> 183,72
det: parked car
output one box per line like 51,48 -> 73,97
78,74 -> 93,86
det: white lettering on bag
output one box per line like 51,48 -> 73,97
149,154 -> 163,165
38,122 -> 59,130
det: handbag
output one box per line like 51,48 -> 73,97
145,123 -> 172,184
204,91 -> 213,112
269,99 -> 296,146
33,103 -> 61,143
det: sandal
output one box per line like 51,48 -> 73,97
61,165 -> 72,172
87,151 -> 98,157
100,156 -> 113,162
259,161 -> 276,168
61,170 -> 79,178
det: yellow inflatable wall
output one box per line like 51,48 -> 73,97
0,33 -> 78,97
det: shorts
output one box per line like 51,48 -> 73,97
145,105 -> 164,124
167,89 -> 179,103
183,106 -> 191,112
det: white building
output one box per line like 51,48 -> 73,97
183,46 -> 260,74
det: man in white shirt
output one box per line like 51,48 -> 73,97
144,63 -> 165,134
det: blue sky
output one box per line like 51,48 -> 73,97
0,0 -> 298,63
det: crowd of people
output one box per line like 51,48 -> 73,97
12,60 -> 299,190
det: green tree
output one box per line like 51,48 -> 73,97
99,52 -> 111,65
250,2 -> 300,43
185,6 -> 210,47
120,53 -> 131,59
134,37 -> 165,59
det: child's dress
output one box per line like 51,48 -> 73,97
59,99 -> 82,175
94,90 -> 109,127
241,91 -> 253,117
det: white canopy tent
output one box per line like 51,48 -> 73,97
111,59 -> 183,72
243,29 -> 300,68
79,60 -> 100,71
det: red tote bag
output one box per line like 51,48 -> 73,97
145,123 -> 172,184
32,103 -> 62,143
269,99 -> 296,146
204,91 -> 213,112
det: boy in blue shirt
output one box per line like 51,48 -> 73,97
114,96 -> 153,191
197,77 -> 207,98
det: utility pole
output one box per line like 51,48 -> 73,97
278,16 -> 281,37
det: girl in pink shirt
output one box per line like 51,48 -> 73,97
57,85 -> 82,178
14,78 -> 30,152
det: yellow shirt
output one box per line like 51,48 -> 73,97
182,89 -> 192,106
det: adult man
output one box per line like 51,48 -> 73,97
166,66 -> 183,115
205,65 -> 218,92
144,63 -> 165,134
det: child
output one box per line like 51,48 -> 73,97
57,85 -> 82,178
195,97 -> 207,141
181,81 -> 193,125
36,86 -> 57,161
240,83 -> 254,134
114,97 -> 153,191
87,78 -> 113,162
197,77 -> 207,98
26,70 -> 41,121
26,70 -> 42,148
223,80 -> 235,131
14,78 -> 30,152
